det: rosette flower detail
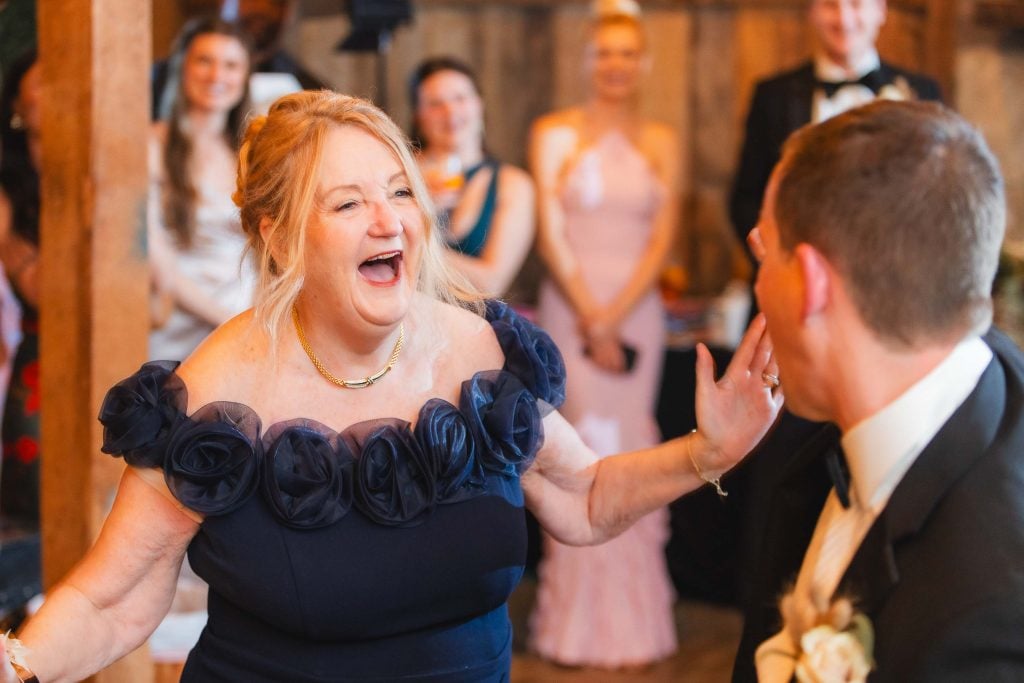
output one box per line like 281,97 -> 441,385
164,403 -> 261,515
486,300 -> 566,411
415,398 -> 486,504
98,360 -> 184,467
461,369 -> 542,477
347,419 -> 437,527
263,421 -> 355,529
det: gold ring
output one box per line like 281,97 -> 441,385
761,371 -> 780,389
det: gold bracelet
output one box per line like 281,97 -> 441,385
687,429 -> 728,498
2,633 -> 39,683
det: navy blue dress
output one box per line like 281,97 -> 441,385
97,302 -> 566,682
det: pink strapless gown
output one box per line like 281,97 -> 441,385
530,131 -> 677,667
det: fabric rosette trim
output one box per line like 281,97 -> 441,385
97,302 -> 564,529
486,300 -> 566,414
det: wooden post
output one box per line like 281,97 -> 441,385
36,0 -> 153,681
924,0 -> 958,100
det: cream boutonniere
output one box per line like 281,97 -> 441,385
877,76 -> 917,102
784,595 -> 875,683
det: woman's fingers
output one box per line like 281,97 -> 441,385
722,313 -> 768,385
694,341 -> 714,393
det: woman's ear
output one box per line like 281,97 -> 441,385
258,216 -> 274,245
259,216 -> 282,271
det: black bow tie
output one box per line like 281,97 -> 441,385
825,446 -> 852,509
816,69 -> 886,98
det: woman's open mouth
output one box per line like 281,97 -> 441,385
358,250 -> 403,285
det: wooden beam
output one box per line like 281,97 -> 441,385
37,0 -> 152,680
923,0 -> 957,100
975,0 -> 1024,27
415,0 -> 929,9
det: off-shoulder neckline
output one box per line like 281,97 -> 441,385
145,300 -> 563,438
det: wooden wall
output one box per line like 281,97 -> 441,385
152,0 -> 1020,296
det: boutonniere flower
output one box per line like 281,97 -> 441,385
877,76 -> 917,102
786,596 -> 875,683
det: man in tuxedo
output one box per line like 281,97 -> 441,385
732,100 -> 1024,681
730,0 -> 941,254
723,0 -> 944,636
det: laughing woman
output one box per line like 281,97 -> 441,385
0,91 -> 781,683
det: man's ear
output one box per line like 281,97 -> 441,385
795,243 -> 830,319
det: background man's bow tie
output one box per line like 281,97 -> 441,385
816,69 -> 886,98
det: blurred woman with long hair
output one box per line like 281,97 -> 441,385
149,17 -> 256,360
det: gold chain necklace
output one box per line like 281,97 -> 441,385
292,304 -> 405,389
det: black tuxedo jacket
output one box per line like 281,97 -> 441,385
729,61 -> 943,252
733,329 -> 1024,682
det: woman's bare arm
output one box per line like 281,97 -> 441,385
523,315 -> 783,545
4,468 -> 200,683
445,164 -> 536,296
530,113 -> 600,320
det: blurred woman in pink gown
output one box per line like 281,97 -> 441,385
528,1 -> 681,669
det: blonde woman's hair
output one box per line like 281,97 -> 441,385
233,90 -> 481,344
587,3 -> 646,50
591,0 -> 641,18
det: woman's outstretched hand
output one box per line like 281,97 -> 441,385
693,313 -> 784,475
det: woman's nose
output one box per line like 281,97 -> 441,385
368,200 -> 403,237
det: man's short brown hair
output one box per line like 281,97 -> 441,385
775,100 -> 1006,347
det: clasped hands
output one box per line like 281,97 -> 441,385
577,308 -> 631,374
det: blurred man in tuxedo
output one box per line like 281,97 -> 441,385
732,100 -> 1024,682
730,0 -> 941,254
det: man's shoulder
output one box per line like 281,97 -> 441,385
879,60 -> 943,101
753,61 -> 815,92
984,327 -> 1024,385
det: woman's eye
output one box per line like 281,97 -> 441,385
336,201 -> 358,211
393,187 -> 414,199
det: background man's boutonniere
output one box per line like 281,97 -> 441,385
877,76 -> 917,102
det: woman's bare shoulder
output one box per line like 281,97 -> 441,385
531,108 -> 583,138
419,298 -> 504,370
497,163 -> 534,195
174,309 -> 267,409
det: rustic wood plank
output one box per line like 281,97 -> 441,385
37,0 -> 152,680
418,0 -> 929,10
923,0 -> 958,98
975,0 -> 1024,27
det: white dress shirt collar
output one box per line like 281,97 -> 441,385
814,50 -> 881,81
840,336 -> 992,515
